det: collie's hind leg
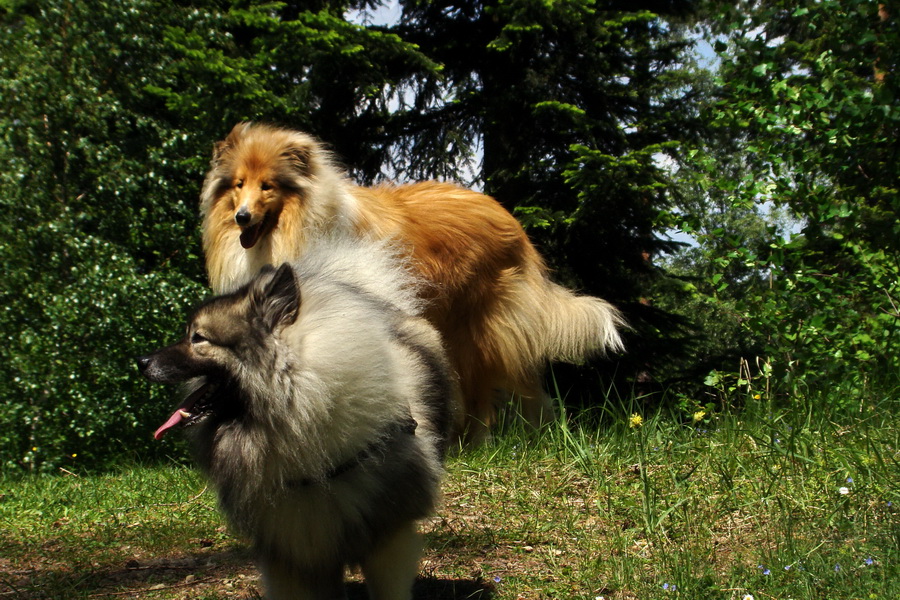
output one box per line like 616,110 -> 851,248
458,376 -> 501,444
361,522 -> 423,600
512,371 -> 555,429
465,370 -> 552,437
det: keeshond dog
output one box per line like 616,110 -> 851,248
137,235 -> 458,600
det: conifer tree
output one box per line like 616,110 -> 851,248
386,0 -> 703,389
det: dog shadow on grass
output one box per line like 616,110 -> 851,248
0,547 -> 494,600
347,577 -> 495,599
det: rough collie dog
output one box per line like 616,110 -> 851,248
138,235 -> 456,600
200,122 -> 625,438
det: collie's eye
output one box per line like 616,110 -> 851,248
261,182 -> 272,191
191,332 -> 208,344
235,180 -> 244,189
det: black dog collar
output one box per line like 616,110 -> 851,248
287,415 -> 418,488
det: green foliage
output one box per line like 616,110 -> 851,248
395,0 -> 704,387
670,0 -> 900,400
0,0 -> 444,472
4,0 -> 896,470
0,0 -> 211,471
144,0 -> 443,176
0,215 -> 204,472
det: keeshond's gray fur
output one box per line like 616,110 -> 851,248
138,235 -> 459,600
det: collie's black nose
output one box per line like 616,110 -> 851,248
235,209 -> 252,226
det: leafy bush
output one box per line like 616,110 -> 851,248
0,0 -> 207,471
669,0 -> 900,401
0,212 -> 205,471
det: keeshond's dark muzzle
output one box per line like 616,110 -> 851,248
135,344 -> 199,384
136,354 -> 153,377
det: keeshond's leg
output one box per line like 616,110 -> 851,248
259,559 -> 347,600
361,522 -> 423,600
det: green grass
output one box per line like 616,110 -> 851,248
1,390 -> 898,600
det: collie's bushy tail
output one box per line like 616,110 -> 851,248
537,281 -> 626,364
452,267 -> 625,437
485,265 -> 626,386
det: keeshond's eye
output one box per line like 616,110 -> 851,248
191,332 -> 208,344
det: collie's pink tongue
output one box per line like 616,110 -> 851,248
239,223 -> 262,249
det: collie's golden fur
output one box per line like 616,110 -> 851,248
200,122 -> 625,438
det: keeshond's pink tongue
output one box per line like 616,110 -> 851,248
153,384 -> 209,440
154,410 -> 185,440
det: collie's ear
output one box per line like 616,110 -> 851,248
211,122 -> 252,164
283,143 -> 313,177
249,263 -> 300,332
226,121 -> 252,141
211,139 -> 230,165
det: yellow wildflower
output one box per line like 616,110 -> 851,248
692,410 -> 706,423
629,413 -> 643,428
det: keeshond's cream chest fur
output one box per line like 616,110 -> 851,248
139,235 -> 459,600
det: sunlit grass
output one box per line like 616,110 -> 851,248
440,387 -> 899,599
1,387 -> 897,599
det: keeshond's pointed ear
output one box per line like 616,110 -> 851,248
249,263 -> 300,331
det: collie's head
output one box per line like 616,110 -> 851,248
200,122 -> 329,250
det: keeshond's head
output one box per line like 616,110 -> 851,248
137,264 -> 299,439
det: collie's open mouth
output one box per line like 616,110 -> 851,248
239,212 -> 276,249
154,380 -> 224,440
